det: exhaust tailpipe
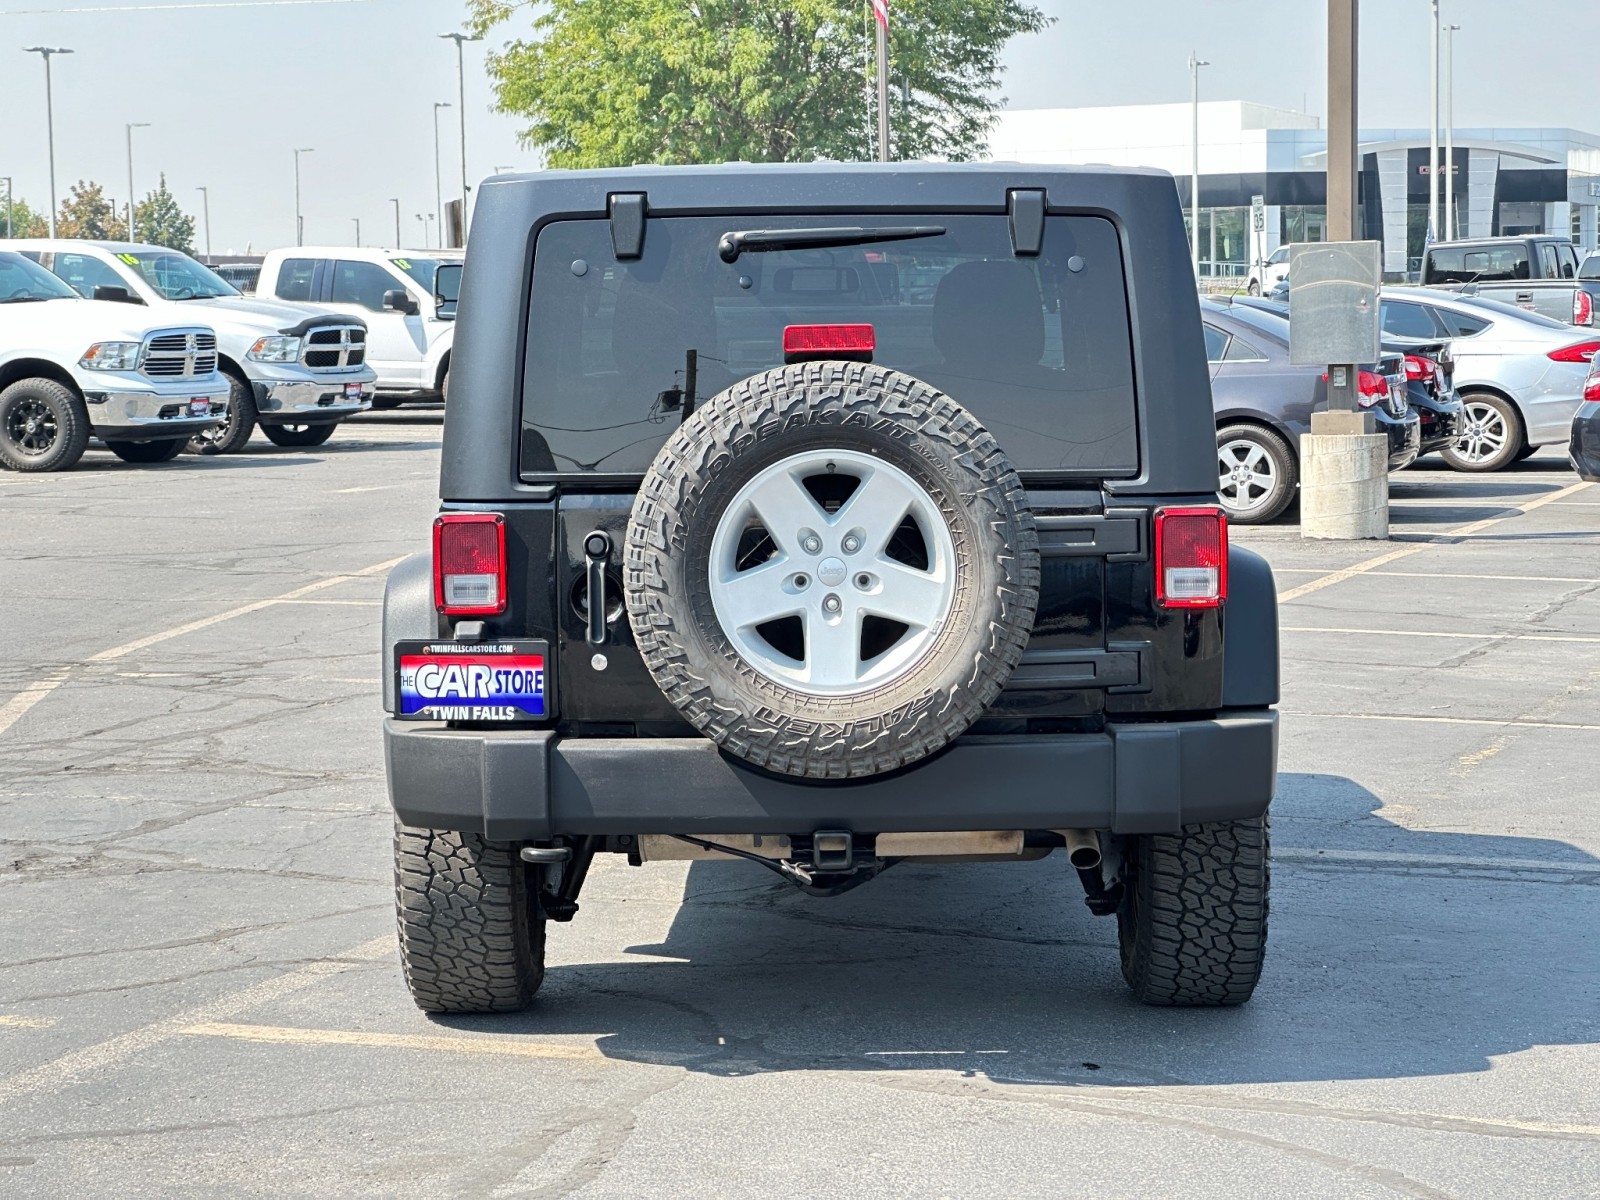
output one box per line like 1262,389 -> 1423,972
1060,828 -> 1102,871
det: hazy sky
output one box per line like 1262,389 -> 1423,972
1,0 -> 1596,254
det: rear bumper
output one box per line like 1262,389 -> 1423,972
384,710 -> 1279,841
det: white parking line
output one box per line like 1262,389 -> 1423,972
84,557 -> 405,664
1282,626 -> 1600,644
0,672 -> 69,739
1277,479 -> 1593,604
1276,848 -> 1600,875
0,1015 -> 58,1029
1282,711 -> 1600,731
0,555 -> 405,739
0,937 -> 391,1107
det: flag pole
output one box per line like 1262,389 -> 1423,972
874,1 -> 889,161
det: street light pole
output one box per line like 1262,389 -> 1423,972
196,186 -> 211,259
24,47 -> 74,239
873,1 -> 889,161
433,100 -> 451,247
1189,51 -> 1209,278
293,147 -> 314,246
389,198 -> 401,246
1429,0 -> 1440,243
1444,23 -> 1460,240
125,122 -> 149,242
438,32 -> 482,243
352,217 -> 361,248
3,177 -> 12,239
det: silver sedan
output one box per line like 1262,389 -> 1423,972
1382,287 -> 1596,471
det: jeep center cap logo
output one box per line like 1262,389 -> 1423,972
818,557 -> 847,586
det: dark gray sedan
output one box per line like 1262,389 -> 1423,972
1201,300 -> 1421,522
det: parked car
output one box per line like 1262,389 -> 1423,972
1201,299 -> 1418,522
1420,235 -> 1586,326
1381,288 -> 1596,471
1570,361 -> 1600,482
13,240 -> 375,453
256,246 -> 459,407
1247,244 -> 1291,296
1236,293 -> 1465,456
382,163 -> 1281,1013
0,250 -> 225,471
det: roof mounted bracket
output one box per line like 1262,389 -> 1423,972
1008,188 -> 1046,257
609,192 -> 648,260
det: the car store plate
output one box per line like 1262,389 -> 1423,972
188,399 -> 212,416
344,382 -> 363,401
394,640 -> 551,721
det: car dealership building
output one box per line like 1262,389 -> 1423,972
988,101 -> 1600,279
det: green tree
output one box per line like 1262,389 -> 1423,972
57,180 -> 127,240
0,196 -> 48,238
467,0 -> 1048,168
133,174 -> 196,253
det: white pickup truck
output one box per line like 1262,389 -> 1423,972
0,250 -> 227,471
13,240 -> 376,453
255,247 -> 459,406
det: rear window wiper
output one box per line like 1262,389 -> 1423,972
718,225 -> 945,263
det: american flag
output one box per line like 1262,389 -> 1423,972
872,0 -> 888,29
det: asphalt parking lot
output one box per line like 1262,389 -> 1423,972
2,419 -> 1598,1197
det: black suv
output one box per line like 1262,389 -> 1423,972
382,164 -> 1280,1012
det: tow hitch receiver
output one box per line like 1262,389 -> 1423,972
811,830 -> 853,873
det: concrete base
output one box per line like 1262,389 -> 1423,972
1300,432 -> 1389,540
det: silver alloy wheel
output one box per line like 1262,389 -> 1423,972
190,404 -> 234,450
1217,437 -> 1277,514
707,448 -> 957,696
1455,400 -> 1508,463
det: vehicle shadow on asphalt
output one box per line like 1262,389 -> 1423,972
437,773 -> 1599,1088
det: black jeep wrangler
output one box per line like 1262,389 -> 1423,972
382,163 -> 1280,1012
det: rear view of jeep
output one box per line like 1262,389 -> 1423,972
382,164 -> 1279,1012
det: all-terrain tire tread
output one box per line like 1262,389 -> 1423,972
393,823 -> 543,1014
1118,816 -> 1270,1006
625,360 -> 1039,779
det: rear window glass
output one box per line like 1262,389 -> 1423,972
1579,255 -> 1600,280
1427,244 -> 1530,283
520,214 -> 1138,479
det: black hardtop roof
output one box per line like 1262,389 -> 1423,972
441,160 -> 1219,501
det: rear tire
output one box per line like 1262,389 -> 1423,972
1441,393 -> 1523,472
1117,816 -> 1270,1006
0,378 -> 89,473
394,824 -> 545,1014
1246,279 -> 1261,297
105,437 -> 186,463
261,421 -> 336,448
1216,423 -> 1297,524
190,373 -> 257,455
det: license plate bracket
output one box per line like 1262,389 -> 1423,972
188,399 -> 211,417
393,639 -> 552,722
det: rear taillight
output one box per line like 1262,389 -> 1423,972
1403,354 -> 1437,381
1548,340 -> 1600,363
433,512 -> 507,615
1155,507 -> 1228,609
1356,369 -> 1389,409
1585,364 -> 1600,403
1576,290 -> 1594,326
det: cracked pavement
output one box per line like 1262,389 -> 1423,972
2,422 -> 1598,1197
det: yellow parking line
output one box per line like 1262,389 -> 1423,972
0,1015 -> 58,1029
1278,479 -> 1593,604
181,1022 -> 611,1063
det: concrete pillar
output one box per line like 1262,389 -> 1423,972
1263,205 -> 1284,256
1301,413 -> 1389,539
1467,150 -> 1499,238
1547,200 -> 1572,239
1376,149 -> 1410,277
1580,204 -> 1598,253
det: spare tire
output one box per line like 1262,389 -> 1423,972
625,361 -> 1039,780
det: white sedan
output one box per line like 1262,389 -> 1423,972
1382,287 -> 1596,471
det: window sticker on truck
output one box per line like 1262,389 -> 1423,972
394,640 -> 549,721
